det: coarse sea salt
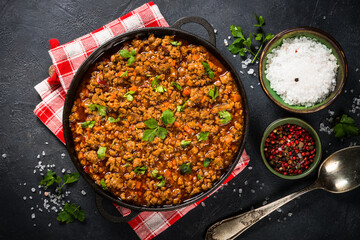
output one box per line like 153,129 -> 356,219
265,37 -> 338,107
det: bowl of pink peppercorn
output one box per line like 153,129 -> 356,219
260,117 -> 322,179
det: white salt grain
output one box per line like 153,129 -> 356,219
201,202 -> 206,207
2,153 -> 6,159
31,213 -> 35,219
42,151 -> 45,156
224,39 -> 228,46
247,69 -> 254,75
214,29 -> 218,34
265,37 -> 338,107
81,190 -> 87,196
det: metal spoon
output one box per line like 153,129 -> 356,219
205,146 -> 360,240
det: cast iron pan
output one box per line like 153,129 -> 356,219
63,16 -> 249,222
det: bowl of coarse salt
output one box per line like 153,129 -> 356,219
259,27 -> 347,113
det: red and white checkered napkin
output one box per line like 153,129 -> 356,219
33,2 -> 250,239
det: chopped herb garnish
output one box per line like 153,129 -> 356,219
171,82 -> 182,90
170,41 -> 181,46
161,109 -> 176,125
120,71 -> 128,77
145,118 -> 159,128
39,170 -> 80,195
126,158 -> 133,162
208,85 -> 219,101
197,131 -> 209,142
151,76 -> 166,93
151,170 -> 160,178
100,179 -> 108,190
123,91 -> 135,101
119,49 -> 131,58
203,158 -> 213,167
201,61 -> 215,79
156,177 -> 166,187
180,163 -> 192,175
81,121 -> 95,129
180,140 -> 191,148
333,114 -> 359,138
146,74 -> 153,77
89,104 -> 107,116
177,100 -> 189,112
97,146 -> 106,160
134,166 -> 148,175
154,85 -> 167,93
57,202 -> 85,224
119,49 -> 136,65
108,115 -> 120,123
219,110 -> 232,124
123,163 -> 131,167
197,174 -> 203,180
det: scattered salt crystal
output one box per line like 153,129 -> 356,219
214,29 -> 218,34
48,223 -> 52,227
233,55 -> 236,58
31,207 -> 34,210
244,181 -> 248,185
23,196 -> 27,200
277,219 -> 280,222
255,46 -> 259,50
233,189 -> 236,192
323,16 -> 326,19
345,90 -> 347,93
248,166 -> 253,170
42,151 -> 45,156
276,208 -> 282,212
33,170 -> 36,174
31,213 -> 35,219
37,154 -> 40,159
29,196 -> 33,200
228,36 -> 231,40
262,201 -> 267,205
268,217 -> 272,220
23,183 -> 27,186
45,142 -> 48,145
201,202 -> 206,207
250,189 -> 255,193
66,170 -> 71,174
239,188 -> 243,193
239,70 -> 244,74
61,153 -> 66,159
2,153 -> 6,159
351,89 -> 354,93
256,180 -> 259,184
39,208 -> 43,212
265,196 -> 269,200
33,224 -> 36,227
283,217 -> 287,221
247,69 -> 254,75
288,212 -> 293,217
356,68 -> 359,72
224,39 -> 229,46
250,85 -> 254,89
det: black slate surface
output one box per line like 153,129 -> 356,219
1,0 -> 360,239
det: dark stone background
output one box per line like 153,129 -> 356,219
0,0 -> 359,239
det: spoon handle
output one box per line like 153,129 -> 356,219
205,182 -> 321,240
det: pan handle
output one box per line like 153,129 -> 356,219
95,193 -> 140,223
172,16 -> 216,47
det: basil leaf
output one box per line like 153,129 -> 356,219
120,71 -> 128,77
219,110 -> 232,124
203,158 -> 213,167
144,118 -> 158,129
81,121 -> 95,129
171,82 -> 182,90
100,179 -> 108,190
180,163 -> 192,175
180,140 -> 191,148
89,104 -> 107,116
208,85 -> 219,101
97,146 -> 106,160
201,61 -> 215,79
170,41 -> 181,46
197,131 -> 209,142
161,109 -> 175,125
119,49 -> 131,58
134,166 -> 147,175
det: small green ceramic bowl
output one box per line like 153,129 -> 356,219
260,117 -> 322,180
259,27 -> 348,113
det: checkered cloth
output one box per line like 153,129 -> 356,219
33,2 -> 250,239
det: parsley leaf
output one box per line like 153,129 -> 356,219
197,131 -> 209,142
134,166 -> 147,175
203,158 -> 213,167
154,85 -> 167,93
120,71 -> 128,77
97,146 -> 106,160
201,61 -> 215,79
156,177 -> 166,187
180,163 -> 192,174
157,127 -> 167,140
151,76 -> 166,93
230,25 -> 245,39
208,85 -> 219,101
81,121 -> 95,129
123,91 -> 135,101
63,172 -> 80,184
89,104 -> 107,116
57,203 -> 85,223
39,170 -> 60,187
219,110 -> 232,124
170,41 -> 181,46
254,13 -> 265,27
161,109 -> 175,125
177,100 -> 189,112
119,49 -> 136,66
40,170 -> 79,195
171,82 -> 182,90
144,118 -> 158,129
333,114 -> 359,138
127,56 -> 135,66
119,49 -> 131,58
108,115 -> 120,123
180,140 -> 191,148
142,128 -> 158,142
100,179 -> 108,190
197,174 -> 203,180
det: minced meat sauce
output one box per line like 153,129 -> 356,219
69,34 -> 244,206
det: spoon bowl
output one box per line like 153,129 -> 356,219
205,146 -> 360,240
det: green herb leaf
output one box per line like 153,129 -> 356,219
89,104 -> 107,116
177,100 -> 189,112
197,174 -> 203,180
123,91 -> 135,101
201,61 -> 215,79
230,25 -> 245,39
123,163 -> 131,167
144,118 -> 158,129
151,79 -> 159,88
161,109 -> 176,125
108,115 -> 121,123
255,33 -> 263,41
197,131 -> 209,142
156,177 -> 166,187
97,146 -> 106,160
134,166 -> 148,175
157,127 -> 167,140
180,140 -> 191,148
119,49 -> 131,58
100,179 -> 108,190
81,121 -> 95,129
57,203 -> 85,223
63,172 -> 80,184
171,82 -> 182,90
333,114 -> 359,138
265,33 -> 274,41
130,49 -> 136,56
243,36 -> 252,48
146,74 -> 153,77
203,158 -> 213,167
154,85 -> 167,93
127,56 -> 135,66
219,110 -> 232,124
180,163 -> 192,175
170,41 -> 181,46
39,169 -> 57,187
151,170 -> 160,178
120,71 -> 128,77
142,128 -> 158,142
208,85 -> 219,101
254,13 -> 265,27
126,158 -> 133,162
